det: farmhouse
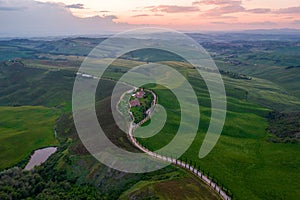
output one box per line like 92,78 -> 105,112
133,88 -> 145,98
129,99 -> 140,107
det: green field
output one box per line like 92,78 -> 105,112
119,167 -> 221,200
0,37 -> 300,199
12,54 -> 299,199
52,96 -> 222,200
0,106 -> 58,170
135,66 -> 300,199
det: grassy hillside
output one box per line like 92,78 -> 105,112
0,106 -> 58,170
135,65 -> 300,199
51,92 -> 222,200
211,42 -> 300,100
0,69 -> 222,199
0,61 -> 74,110
119,169 -> 221,200
0,37 -> 299,199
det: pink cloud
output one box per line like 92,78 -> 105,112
276,7 -> 300,14
132,14 -> 149,18
292,20 -> 300,25
145,5 -> 200,13
203,4 -> 244,16
0,0 -> 137,37
131,13 -> 164,18
193,0 -> 241,6
194,0 -> 271,16
246,8 -> 271,14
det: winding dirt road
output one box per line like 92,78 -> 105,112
126,91 -> 231,200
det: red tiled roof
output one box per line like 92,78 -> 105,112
130,99 -> 140,107
135,91 -> 145,98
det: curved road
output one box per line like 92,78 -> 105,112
78,73 -> 232,200
127,91 -> 231,200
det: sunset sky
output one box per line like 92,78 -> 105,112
1,0 -> 300,36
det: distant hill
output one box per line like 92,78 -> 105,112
240,28 -> 300,35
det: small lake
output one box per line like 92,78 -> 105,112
24,147 -> 57,170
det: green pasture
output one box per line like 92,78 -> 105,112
135,66 -> 300,199
0,106 -> 58,170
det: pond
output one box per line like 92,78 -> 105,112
24,147 -> 57,170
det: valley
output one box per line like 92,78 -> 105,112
0,34 -> 299,199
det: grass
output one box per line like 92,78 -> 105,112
88,57 -> 300,199
2,56 -> 298,199
215,56 -> 300,101
119,167 -> 221,200
0,62 -> 74,111
54,96 -> 222,200
1,38 -> 300,199
0,106 -> 59,170
0,46 -> 36,62
196,136 -> 300,199
266,111 -> 300,143
135,67 -> 300,199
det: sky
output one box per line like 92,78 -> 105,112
0,0 -> 300,37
